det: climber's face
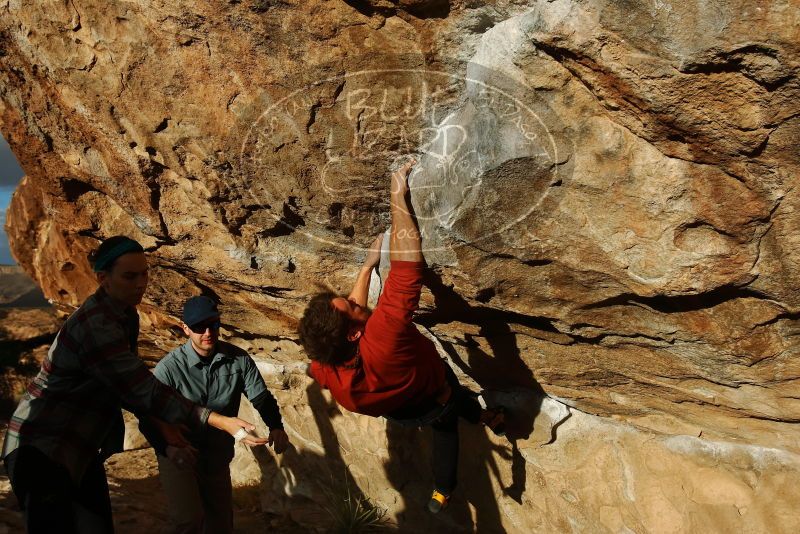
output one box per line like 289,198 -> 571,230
97,252 -> 149,307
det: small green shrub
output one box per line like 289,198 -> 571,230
321,472 -> 392,533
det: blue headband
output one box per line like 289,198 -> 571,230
93,239 -> 144,272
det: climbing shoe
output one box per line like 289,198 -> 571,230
482,406 -> 507,437
427,489 -> 451,514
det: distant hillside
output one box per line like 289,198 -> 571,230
0,265 -> 49,308
0,265 -> 23,274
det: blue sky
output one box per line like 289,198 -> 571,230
1,134 -> 24,265
0,186 -> 14,264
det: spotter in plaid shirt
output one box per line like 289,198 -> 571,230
2,287 -> 210,484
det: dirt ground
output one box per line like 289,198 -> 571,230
0,425 -> 305,533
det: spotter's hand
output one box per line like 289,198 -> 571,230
268,428 -> 290,454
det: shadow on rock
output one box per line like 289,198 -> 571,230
379,270 -> 558,530
249,381 -> 385,532
383,407 -> 511,533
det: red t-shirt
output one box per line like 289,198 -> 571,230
310,261 -> 447,416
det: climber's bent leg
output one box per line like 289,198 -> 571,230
430,407 -> 459,495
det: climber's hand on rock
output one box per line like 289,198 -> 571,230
364,233 -> 385,270
391,158 -> 416,197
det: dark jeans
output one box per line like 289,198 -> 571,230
4,446 -> 114,534
385,364 -> 482,494
156,453 -> 233,534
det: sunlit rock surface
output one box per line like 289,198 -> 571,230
1,0 -> 799,531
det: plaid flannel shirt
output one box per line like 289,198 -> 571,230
2,288 -> 210,484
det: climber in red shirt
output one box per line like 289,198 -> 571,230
298,159 -> 505,513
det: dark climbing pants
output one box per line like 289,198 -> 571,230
385,364 -> 482,494
4,446 -> 114,534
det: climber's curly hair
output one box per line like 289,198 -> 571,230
298,291 -> 355,366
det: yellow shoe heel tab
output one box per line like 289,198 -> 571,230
431,490 -> 449,505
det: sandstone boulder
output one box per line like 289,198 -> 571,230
1,0 -> 799,531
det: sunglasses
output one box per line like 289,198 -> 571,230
188,320 -> 221,334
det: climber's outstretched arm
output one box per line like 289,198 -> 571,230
390,160 -> 423,263
348,233 -> 384,307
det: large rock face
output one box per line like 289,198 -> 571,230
2,0 -> 799,531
